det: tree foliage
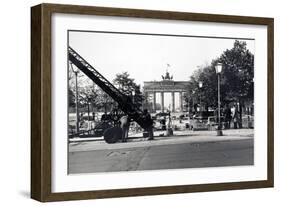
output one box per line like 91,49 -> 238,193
113,72 -> 144,108
186,40 -> 254,111
68,88 -> 75,107
69,71 -> 145,114
113,72 -> 136,95
219,40 -> 254,102
69,72 -> 114,113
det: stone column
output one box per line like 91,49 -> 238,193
153,92 -> 156,112
161,91 -> 164,112
171,92 -> 175,112
179,92 -> 183,112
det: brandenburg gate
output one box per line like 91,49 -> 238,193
143,71 -> 190,113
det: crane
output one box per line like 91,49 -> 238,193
68,47 -> 151,143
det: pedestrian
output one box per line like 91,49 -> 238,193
143,109 -> 154,140
160,117 -> 166,130
224,105 -> 232,129
233,106 -> 239,129
120,115 -> 130,142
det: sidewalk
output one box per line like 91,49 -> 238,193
69,128 -> 254,152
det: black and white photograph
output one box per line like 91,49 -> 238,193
67,30 -> 255,174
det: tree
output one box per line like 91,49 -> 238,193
113,72 -> 144,110
113,72 -> 136,95
185,40 -> 254,115
95,89 -> 114,113
78,83 -> 98,119
219,40 -> 254,103
188,66 -> 218,110
133,84 -> 145,109
68,68 -> 114,115
68,88 -> 75,107
219,40 -> 254,127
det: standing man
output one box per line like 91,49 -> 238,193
143,109 -> 154,140
233,105 -> 239,129
120,115 -> 130,142
224,105 -> 232,129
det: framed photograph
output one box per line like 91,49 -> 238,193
31,3 -> 274,202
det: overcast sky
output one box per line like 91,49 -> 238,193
69,31 -> 254,110
69,31 -> 254,87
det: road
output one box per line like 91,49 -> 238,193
68,138 -> 253,174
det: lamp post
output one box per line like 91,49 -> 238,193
215,63 -> 223,136
70,63 -> 80,134
131,90 -> 135,104
192,90 -> 195,113
199,81 -> 203,112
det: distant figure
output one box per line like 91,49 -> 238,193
232,106 -> 240,129
160,117 -> 166,130
120,115 -> 130,142
143,109 -> 154,140
224,105 -> 232,129
167,111 -> 172,128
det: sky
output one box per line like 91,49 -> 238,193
69,31 -> 254,87
69,31 -> 254,110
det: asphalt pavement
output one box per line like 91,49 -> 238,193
68,129 -> 254,174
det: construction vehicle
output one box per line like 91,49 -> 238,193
68,47 -> 152,143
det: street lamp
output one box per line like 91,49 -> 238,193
215,63 -> 223,136
131,90 -> 135,104
192,90 -> 195,113
199,81 -> 203,112
70,63 -> 80,134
